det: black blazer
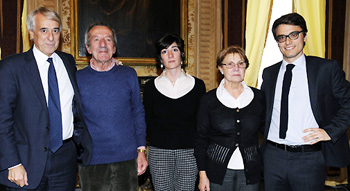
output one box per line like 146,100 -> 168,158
0,48 -> 92,189
261,56 -> 350,168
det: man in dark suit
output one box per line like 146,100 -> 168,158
0,7 -> 92,190
261,13 -> 350,191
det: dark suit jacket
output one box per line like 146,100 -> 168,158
0,48 -> 92,189
261,56 -> 350,168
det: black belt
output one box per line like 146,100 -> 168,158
63,137 -> 72,144
267,140 -> 321,152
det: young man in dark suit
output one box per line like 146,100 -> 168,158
261,13 -> 350,191
0,7 -> 92,190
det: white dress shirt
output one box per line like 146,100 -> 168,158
33,45 -> 74,140
216,79 -> 254,170
267,54 -> 319,145
154,70 -> 195,99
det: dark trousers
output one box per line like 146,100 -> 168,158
263,143 -> 327,191
210,169 -> 259,191
78,159 -> 138,191
6,140 -> 77,191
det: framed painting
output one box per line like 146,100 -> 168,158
71,0 -> 188,66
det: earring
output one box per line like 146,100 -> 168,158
181,61 -> 183,66
161,64 -> 164,69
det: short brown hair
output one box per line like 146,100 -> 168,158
216,45 -> 249,68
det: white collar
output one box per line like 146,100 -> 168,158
216,79 -> 254,109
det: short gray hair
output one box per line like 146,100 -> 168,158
27,7 -> 61,32
84,22 -> 117,48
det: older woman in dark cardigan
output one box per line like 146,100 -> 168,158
194,46 -> 265,191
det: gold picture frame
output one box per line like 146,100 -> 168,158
70,0 -> 188,67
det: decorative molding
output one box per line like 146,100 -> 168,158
327,0 -> 333,60
60,0 -> 71,53
16,0 -> 21,53
27,0 -> 58,13
187,0 -> 196,76
195,0 -> 222,90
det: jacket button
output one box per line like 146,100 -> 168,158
237,120 -> 240,123
235,143 -> 239,147
236,108 -> 239,112
44,147 -> 48,151
237,132 -> 240,136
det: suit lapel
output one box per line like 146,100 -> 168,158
264,62 -> 282,136
23,49 -> 48,113
266,63 -> 281,117
305,56 -> 320,123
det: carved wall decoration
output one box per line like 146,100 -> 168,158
195,0 -> 223,90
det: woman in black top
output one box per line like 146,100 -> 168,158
143,34 -> 206,190
194,46 -> 264,191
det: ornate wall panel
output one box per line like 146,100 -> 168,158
27,0 -> 59,15
195,0 -> 222,90
60,0 -> 71,53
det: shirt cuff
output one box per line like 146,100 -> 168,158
8,163 -> 22,170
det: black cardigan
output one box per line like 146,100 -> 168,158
194,87 -> 265,185
143,77 -> 206,149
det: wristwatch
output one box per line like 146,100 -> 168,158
137,149 -> 146,153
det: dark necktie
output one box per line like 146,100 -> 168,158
279,64 -> 295,139
47,58 -> 63,152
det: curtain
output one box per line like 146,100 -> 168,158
294,0 -> 326,57
245,0 -> 273,87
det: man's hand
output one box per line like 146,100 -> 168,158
137,152 -> 148,176
302,128 -> 331,144
198,171 -> 210,191
8,165 -> 28,187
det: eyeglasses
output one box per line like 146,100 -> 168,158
220,61 -> 246,69
276,31 -> 303,43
